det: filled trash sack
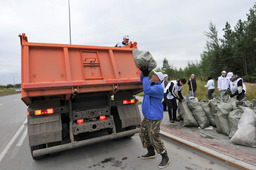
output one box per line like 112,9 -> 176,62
200,101 -> 216,127
214,103 -> 233,136
231,108 -> 256,147
178,101 -> 198,127
188,99 -> 210,129
228,108 -> 243,138
132,49 -> 157,71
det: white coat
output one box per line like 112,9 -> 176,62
205,79 -> 215,90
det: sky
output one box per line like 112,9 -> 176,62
0,0 -> 255,85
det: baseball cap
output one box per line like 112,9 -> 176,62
221,70 -> 226,74
123,35 -> 129,39
153,71 -> 165,81
163,74 -> 168,78
226,72 -> 233,79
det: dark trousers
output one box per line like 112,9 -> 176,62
208,89 -> 215,100
167,98 -> 177,121
237,93 -> 245,101
162,94 -> 167,111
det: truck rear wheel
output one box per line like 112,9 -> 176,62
123,126 -> 137,138
30,144 -> 46,160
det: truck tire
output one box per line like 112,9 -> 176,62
30,144 -> 46,160
48,142 -> 61,157
123,126 -> 137,138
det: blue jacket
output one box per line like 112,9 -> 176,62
141,73 -> 164,120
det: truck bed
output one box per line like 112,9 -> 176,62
19,34 -> 142,105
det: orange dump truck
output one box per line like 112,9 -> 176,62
19,33 -> 143,159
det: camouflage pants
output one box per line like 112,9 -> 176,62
139,118 -> 165,154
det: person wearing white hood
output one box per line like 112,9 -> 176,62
115,35 -> 130,47
218,71 -> 229,98
226,72 -> 246,101
205,76 -> 215,100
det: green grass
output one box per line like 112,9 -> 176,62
136,80 -> 256,102
244,83 -> 256,102
182,79 -> 218,101
0,88 -> 15,92
137,101 -> 142,105
0,88 -> 19,97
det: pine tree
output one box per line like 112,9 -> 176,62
162,57 -> 170,71
220,22 -> 235,72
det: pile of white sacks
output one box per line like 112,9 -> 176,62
178,96 -> 256,148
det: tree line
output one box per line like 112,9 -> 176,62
0,84 -> 21,89
160,3 -> 256,82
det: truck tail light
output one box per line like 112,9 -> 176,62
123,100 -> 129,104
27,112 -> 30,116
47,108 -> 54,114
99,115 -> 106,121
77,119 -> 84,124
123,99 -> 136,105
34,108 -> 54,116
35,110 -> 42,115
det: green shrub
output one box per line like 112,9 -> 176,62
136,80 -> 256,102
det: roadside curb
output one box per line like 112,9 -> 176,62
160,130 -> 255,170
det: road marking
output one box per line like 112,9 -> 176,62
16,127 -> 27,147
0,119 -> 27,163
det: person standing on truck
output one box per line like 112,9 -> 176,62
161,74 -> 168,111
115,35 -> 129,47
226,72 -> 246,101
165,78 -> 186,123
218,71 -> 229,99
205,76 -> 215,100
187,74 -> 197,97
139,67 -> 170,169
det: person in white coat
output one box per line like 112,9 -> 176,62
218,71 -> 229,98
165,78 -> 186,123
115,35 -> 129,47
226,72 -> 246,101
205,76 -> 215,100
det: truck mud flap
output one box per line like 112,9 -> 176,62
117,104 -> 141,128
32,128 -> 139,157
28,113 -> 62,146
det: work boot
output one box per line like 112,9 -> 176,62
158,150 -> 170,169
170,119 -> 174,123
141,146 -> 156,159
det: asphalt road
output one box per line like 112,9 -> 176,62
0,94 -> 231,170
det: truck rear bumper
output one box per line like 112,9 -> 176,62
33,128 -> 139,157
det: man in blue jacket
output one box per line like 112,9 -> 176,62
139,67 -> 170,169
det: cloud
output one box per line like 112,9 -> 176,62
0,0 -> 255,85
